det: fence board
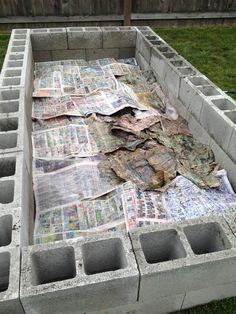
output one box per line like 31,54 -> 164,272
0,0 -> 235,18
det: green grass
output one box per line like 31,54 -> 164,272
154,25 -> 236,313
0,33 -> 10,69
176,297 -> 236,314
155,25 -> 236,100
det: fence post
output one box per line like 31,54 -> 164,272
124,0 -> 132,26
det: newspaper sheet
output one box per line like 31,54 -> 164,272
34,189 -> 126,244
33,158 -> 122,212
33,88 -> 146,120
33,170 -> 236,243
33,116 -> 85,131
33,59 -> 136,97
32,124 -> 94,159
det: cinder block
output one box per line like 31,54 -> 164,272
33,50 -> 52,62
200,96 -> 234,151
88,293 -> 184,314
0,88 -> 31,129
102,26 -> 137,48
0,248 -> 24,314
135,50 -> 150,71
135,26 -> 157,37
223,110 -> 236,163
67,27 -> 103,49
136,32 -> 153,64
150,47 -> 166,81
209,139 -> 236,191
0,152 -> 34,246
52,49 -> 86,61
163,62 -> 181,98
0,111 -> 31,175
0,29 -> 33,94
20,233 -> 139,314
119,47 -> 135,59
86,48 -> 119,61
0,208 -> 20,249
179,76 -> 208,119
168,93 -> 190,120
182,280 -> 236,310
30,28 -> 67,51
187,114 -> 212,145
130,216 -> 236,302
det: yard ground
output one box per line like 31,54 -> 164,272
0,25 -> 235,313
155,25 -> 236,101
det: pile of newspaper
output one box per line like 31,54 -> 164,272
32,57 -> 236,244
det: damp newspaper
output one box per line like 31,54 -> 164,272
32,87 -> 145,120
33,158 -> 122,212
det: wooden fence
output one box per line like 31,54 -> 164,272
0,0 -> 235,28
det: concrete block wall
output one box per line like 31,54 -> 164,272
20,233 -> 139,314
0,30 -> 34,313
31,27 -> 137,62
0,26 -> 235,313
130,216 -> 236,312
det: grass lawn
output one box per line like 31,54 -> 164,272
0,26 -> 235,313
0,33 -> 10,69
155,25 -> 236,101
155,25 -> 236,313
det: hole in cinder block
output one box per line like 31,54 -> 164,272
163,52 -> 178,59
151,40 -> 164,46
0,101 -> 19,114
142,31 -> 154,36
0,157 -> 16,178
184,222 -> 231,255
85,27 -> 100,31
0,252 -> 10,292
15,30 -> 27,34
14,35 -> 26,40
145,35 -> 157,41
0,180 -> 14,204
69,27 -> 84,32
7,60 -> 23,68
12,40 -> 26,46
199,86 -> 221,96
32,29 -> 48,33
212,99 -> 236,111
189,76 -> 209,86
0,117 -> 18,132
9,54 -> 24,61
31,246 -> 76,286
224,111 -> 236,124
0,133 -> 17,149
82,238 -> 127,275
157,46 -> 172,53
11,46 -> 25,53
2,78 -> 21,87
171,60 -> 187,67
0,90 -> 19,101
177,67 -> 196,75
0,215 -> 13,246
4,69 -> 22,77
49,28 -> 64,33
140,229 -> 186,264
